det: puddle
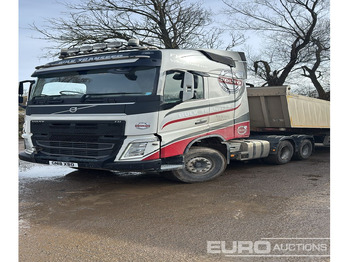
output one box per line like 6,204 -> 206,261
19,160 -> 147,181
19,161 -> 73,179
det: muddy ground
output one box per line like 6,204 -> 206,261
19,142 -> 330,261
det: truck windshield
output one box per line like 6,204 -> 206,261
30,66 -> 158,99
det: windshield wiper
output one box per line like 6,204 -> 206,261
59,90 -> 85,95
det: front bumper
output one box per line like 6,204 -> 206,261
19,151 -> 162,172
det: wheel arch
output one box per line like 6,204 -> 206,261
184,135 -> 229,163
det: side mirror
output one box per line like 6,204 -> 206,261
182,72 -> 194,102
19,82 -> 24,104
19,80 -> 35,108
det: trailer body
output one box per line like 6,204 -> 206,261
248,86 -> 329,129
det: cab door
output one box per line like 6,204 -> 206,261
207,67 -> 236,141
209,67 -> 249,141
158,70 -> 209,159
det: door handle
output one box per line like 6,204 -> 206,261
195,119 -> 207,125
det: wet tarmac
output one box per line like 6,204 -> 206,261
19,143 -> 330,261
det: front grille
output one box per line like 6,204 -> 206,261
31,121 -> 125,136
31,120 -> 125,161
36,140 -> 115,159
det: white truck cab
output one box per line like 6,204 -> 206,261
19,40 -> 250,182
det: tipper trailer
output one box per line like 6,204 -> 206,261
19,39 -> 330,182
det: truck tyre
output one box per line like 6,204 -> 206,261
170,147 -> 227,183
294,139 -> 313,160
266,140 -> 294,165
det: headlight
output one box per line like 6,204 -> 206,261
122,142 -> 148,158
120,137 -> 160,160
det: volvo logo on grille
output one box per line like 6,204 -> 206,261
69,107 -> 78,113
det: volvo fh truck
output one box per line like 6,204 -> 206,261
19,39 -> 330,182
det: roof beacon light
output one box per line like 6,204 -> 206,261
67,47 -> 80,55
107,41 -> 123,49
60,48 -> 69,58
80,45 -> 93,53
128,39 -> 140,47
93,43 -> 107,51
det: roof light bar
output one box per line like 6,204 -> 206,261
58,39 -> 157,59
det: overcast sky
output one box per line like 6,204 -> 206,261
18,0 -> 230,81
17,0 -> 336,90
19,0 -> 76,81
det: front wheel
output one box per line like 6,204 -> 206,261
170,147 -> 227,183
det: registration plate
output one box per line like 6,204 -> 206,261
49,161 -> 78,168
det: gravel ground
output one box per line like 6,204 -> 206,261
19,142 -> 330,262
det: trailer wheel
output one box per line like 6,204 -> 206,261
170,147 -> 227,183
294,139 -> 313,160
266,140 -> 294,165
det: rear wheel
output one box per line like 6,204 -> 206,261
266,140 -> 294,165
170,147 -> 227,183
294,139 -> 313,160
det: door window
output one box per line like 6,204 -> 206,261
163,71 -> 204,103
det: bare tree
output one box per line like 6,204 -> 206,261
223,0 -> 330,99
300,40 -> 329,100
300,19 -> 330,100
32,0 -> 240,52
